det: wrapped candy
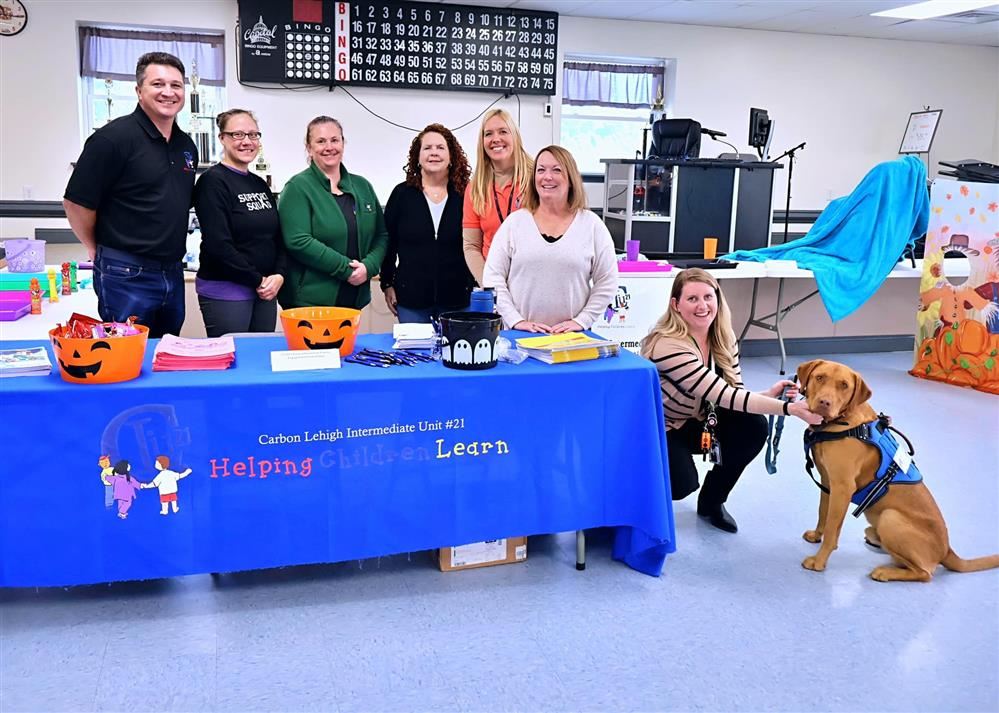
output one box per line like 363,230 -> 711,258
29,277 -> 42,315
47,269 -> 59,303
54,313 -> 141,339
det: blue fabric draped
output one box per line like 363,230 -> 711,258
0,333 -> 675,586
725,155 -> 929,322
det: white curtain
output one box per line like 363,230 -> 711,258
562,61 -> 663,109
79,26 -> 225,87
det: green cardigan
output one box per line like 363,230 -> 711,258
277,161 -> 388,308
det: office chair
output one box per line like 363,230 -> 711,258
649,118 -> 702,160
644,119 -> 701,213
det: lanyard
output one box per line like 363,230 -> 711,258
493,184 -> 515,224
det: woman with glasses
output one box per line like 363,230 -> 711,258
193,109 -> 285,337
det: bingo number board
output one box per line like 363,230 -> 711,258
238,0 -> 558,95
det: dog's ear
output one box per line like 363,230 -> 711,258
848,373 -> 873,410
796,359 -> 823,388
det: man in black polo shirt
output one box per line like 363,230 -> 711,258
64,51 -> 198,338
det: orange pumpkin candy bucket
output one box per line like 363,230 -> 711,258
279,307 -> 361,356
49,325 -> 149,384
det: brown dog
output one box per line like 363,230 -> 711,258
795,359 -> 999,582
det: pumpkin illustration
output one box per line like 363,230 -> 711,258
935,323 -> 963,368
955,319 -> 989,354
279,307 -> 361,356
49,325 -> 149,384
984,354 -> 999,381
954,353 -> 986,381
945,369 -> 979,386
910,360 -> 946,382
915,336 -> 940,367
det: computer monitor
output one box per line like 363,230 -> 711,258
749,108 -> 773,159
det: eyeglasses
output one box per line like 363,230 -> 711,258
221,131 -> 262,141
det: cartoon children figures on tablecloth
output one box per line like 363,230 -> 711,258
98,454 -> 115,509
107,460 -> 142,520
140,455 -> 192,516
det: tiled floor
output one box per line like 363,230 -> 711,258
2,352 -> 997,712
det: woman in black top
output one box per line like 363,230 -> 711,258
381,123 -> 474,323
194,109 -> 285,337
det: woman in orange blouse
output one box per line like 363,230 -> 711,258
462,109 -> 533,286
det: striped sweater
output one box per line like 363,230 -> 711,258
649,336 -> 790,431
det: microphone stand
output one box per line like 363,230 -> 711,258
770,141 -> 806,245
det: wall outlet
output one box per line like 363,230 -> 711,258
22,185 -> 33,200
826,188 -> 834,202
543,102 -> 552,117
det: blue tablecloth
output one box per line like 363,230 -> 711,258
0,333 -> 675,586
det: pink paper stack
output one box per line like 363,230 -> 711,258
153,334 -> 236,371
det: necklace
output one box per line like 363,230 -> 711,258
424,185 -> 447,201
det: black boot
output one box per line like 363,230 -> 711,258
697,502 -> 738,533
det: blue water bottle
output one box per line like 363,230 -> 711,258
469,288 -> 495,314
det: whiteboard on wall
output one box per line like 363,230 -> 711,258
899,110 -> 943,154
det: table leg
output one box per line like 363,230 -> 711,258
775,278 -> 786,375
739,276 -> 819,374
576,530 -> 586,571
739,278 -> 761,343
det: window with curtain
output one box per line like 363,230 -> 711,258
77,25 -> 227,161
560,57 -> 667,174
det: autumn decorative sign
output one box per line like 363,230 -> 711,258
913,180 -> 999,395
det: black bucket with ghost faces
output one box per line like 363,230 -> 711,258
439,311 -> 502,370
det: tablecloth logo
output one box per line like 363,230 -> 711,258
98,453 -> 193,520
603,285 -> 631,324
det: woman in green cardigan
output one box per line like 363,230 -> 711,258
278,116 -> 388,308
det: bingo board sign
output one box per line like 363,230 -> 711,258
237,0 -> 558,95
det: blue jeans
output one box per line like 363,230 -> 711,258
396,303 -> 469,324
94,246 -> 185,338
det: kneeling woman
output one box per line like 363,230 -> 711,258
641,269 -> 821,533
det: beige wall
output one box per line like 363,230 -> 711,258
2,1 -> 996,212
4,1 -> 995,343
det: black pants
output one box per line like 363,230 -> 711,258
198,295 -> 278,338
666,410 -> 768,508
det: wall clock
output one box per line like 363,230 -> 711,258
0,0 -> 28,37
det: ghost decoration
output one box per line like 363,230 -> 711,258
440,335 -> 452,364
452,339 -> 473,364
473,338 -> 493,365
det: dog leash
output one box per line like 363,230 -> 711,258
764,375 -> 797,474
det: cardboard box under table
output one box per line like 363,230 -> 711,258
437,537 -> 527,572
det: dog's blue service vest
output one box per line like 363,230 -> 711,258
803,415 -> 922,518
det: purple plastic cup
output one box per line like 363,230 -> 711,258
626,239 -> 640,262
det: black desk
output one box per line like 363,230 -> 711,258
600,158 -> 782,258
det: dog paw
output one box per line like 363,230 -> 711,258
802,530 -> 823,543
869,566 -> 892,582
801,555 -> 826,572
